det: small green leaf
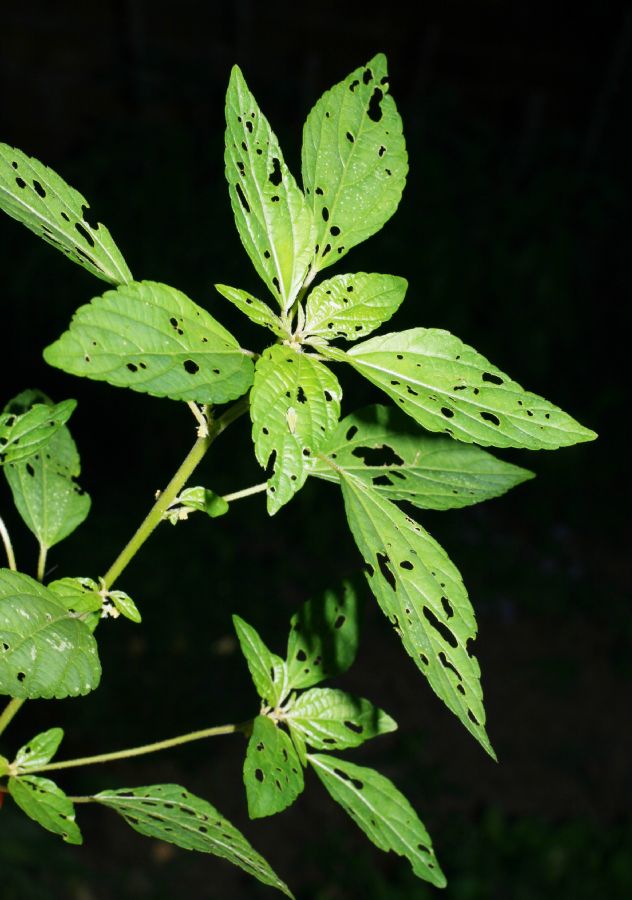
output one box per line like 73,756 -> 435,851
0,569 -> 101,699
251,345 -> 341,514
286,688 -> 396,750
12,727 -> 64,773
225,67 -> 314,312
340,328 -> 597,449
309,754 -> 445,887
8,775 -> 82,845
0,398 -> 76,466
312,405 -> 534,510
214,284 -> 286,337
340,475 -> 494,757
243,715 -> 304,819
302,54 -> 407,274
108,590 -> 141,624
48,577 -> 102,632
286,582 -> 359,690
95,783 -> 293,897
43,281 -> 254,404
303,273 -> 407,342
233,615 -> 289,708
179,486 -> 229,519
0,143 -> 132,285
0,754 -> 10,776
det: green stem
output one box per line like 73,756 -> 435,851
0,698 -> 25,737
0,515 -> 17,571
222,482 -> 267,504
36,543 -> 47,583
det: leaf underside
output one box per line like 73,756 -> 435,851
243,715 -> 304,818
233,615 -> 288,708
13,727 -> 64,773
9,775 -> 82,845
0,399 -> 76,467
287,688 -> 396,751
214,283 -> 286,336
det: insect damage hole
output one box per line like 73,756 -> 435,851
367,88 -> 384,122
377,552 -> 396,590
422,607 -> 458,648
268,157 -> 282,186
235,182 -> 250,213
482,371 -> 503,385
183,359 -> 199,375
480,411 -> 500,426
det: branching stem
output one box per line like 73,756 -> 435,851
222,482 -> 267,504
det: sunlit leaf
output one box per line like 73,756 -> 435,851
214,284 -> 286,336
286,688 -> 396,750
8,775 -> 82,845
243,715 -> 304,819
303,273 -> 407,342
0,398 -> 76,467
233,615 -> 288,708
12,727 -> 64,774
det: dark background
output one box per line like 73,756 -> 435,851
0,2 -> 630,898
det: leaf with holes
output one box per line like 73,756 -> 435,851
43,281 -> 254,404
0,398 -> 76,467
286,581 -> 359,690
95,784 -> 294,897
309,754 -> 445,887
107,590 -> 141,624
0,143 -> 132,285
225,67 -> 314,312
312,405 -> 534,510
302,54 -> 407,274
286,688 -> 396,751
214,284 -> 287,337
339,475 -> 494,756
48,577 -> 102,632
233,615 -> 288,708
338,328 -> 596,449
12,727 -> 64,774
8,775 -> 82,845
243,715 -> 304,819
0,569 -> 101,699
251,345 -> 341,514
303,273 -> 407,343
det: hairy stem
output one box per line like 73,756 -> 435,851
222,482 -> 267,504
0,515 -> 17,571
0,698 -> 25,737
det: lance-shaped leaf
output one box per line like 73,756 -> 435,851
286,582 -> 359,690
251,345 -> 341,514
302,54 -> 407,274
303,273 -> 407,342
312,405 -> 534,510
243,715 -> 304,819
225,66 -> 314,312
12,727 -> 64,773
214,284 -> 287,337
95,784 -> 293,897
8,775 -> 82,845
340,328 -> 596,449
0,143 -> 132,284
0,398 -> 76,466
233,615 -> 289,708
0,569 -> 101,699
309,754 -> 445,888
43,281 -> 254,404
286,688 -> 396,750
107,590 -> 141,623
339,475 -> 494,756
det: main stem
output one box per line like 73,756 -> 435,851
0,698 -> 24,737
0,514 -> 17,571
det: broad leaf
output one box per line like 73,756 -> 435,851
251,345 -> 341,514
243,715 -> 304,819
95,784 -> 293,897
286,688 -> 396,750
8,775 -> 82,845
0,569 -> 101,699
13,727 -> 64,773
312,405 -> 534,510
286,582 -> 359,690
48,577 -> 102,628
303,273 -> 407,342
339,475 -> 494,756
225,67 -> 314,312
214,284 -> 286,337
309,754 -> 445,887
302,54 -> 407,274
0,143 -> 132,284
43,281 -> 254,404
233,615 -> 289,708
340,328 -> 596,449
0,398 -> 76,466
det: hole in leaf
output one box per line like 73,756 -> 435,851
330,225 -> 340,236
235,183 -> 250,213
334,615 -> 345,629
363,67 -> 373,84
255,768 -> 264,782
345,132 -> 355,143
75,222 -> 95,248
296,386 -> 307,404
423,607 -> 458,648
349,78 -> 360,92
480,411 -> 500,426
183,360 -> 199,375
367,87 -> 384,122
322,206 -> 329,222
441,596 -> 454,618
344,721 -> 364,734
32,180 -> 46,198
482,371 -> 503,385
352,444 -> 404,466
377,552 -> 396,590
400,560 -> 414,570
268,157 -> 282,186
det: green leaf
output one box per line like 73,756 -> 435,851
312,405 -> 534,510
286,688 -> 396,750
303,273 -> 407,343
95,783 -> 293,897
302,54 -> 407,274
12,727 -> 64,773
286,581 -> 359,690
179,486 -> 229,519
0,755 -> 9,776
0,143 -> 132,285
43,280 -> 254,404
0,398 -> 76,466
214,284 -> 286,337
48,577 -> 102,630
251,345 -> 341,514
340,328 -> 596,449
233,615 -> 289,708
309,754 -> 445,888
107,590 -> 141,624
8,775 -> 82,845
225,67 -> 314,313
243,715 -> 304,819
339,475 -> 494,756
0,569 -> 101,699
